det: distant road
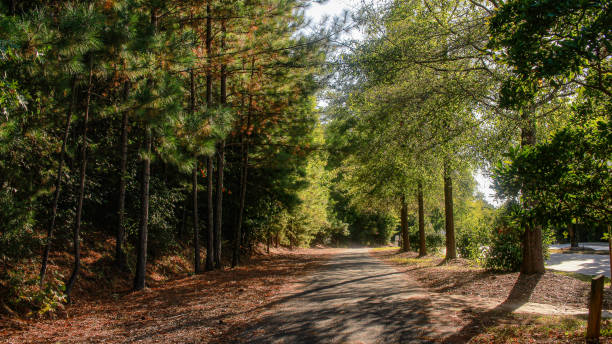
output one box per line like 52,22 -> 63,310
546,253 -> 610,278
551,242 -> 609,252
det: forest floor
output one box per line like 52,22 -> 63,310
0,246 -> 339,344
371,247 -> 612,343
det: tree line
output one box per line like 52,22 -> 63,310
325,0 -> 610,273
0,0 -> 335,302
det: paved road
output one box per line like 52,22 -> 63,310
238,249 -> 459,344
546,253 -> 610,277
551,242 -> 609,251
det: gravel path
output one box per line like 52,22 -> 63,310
236,249 -> 593,344
238,248 -> 457,343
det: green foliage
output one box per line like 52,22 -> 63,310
0,187 -> 39,266
484,203 -> 554,272
485,223 -> 523,272
455,198 -> 496,262
5,269 -> 66,317
489,0 -> 611,107
494,116 -> 611,227
145,177 -> 183,257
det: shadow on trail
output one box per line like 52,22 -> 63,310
443,272 -> 543,343
227,251 -> 453,344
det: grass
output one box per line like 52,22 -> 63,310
473,314 -> 612,343
389,256 -> 436,266
371,246 -> 400,252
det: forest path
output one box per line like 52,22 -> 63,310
236,248 -> 461,344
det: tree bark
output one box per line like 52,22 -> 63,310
179,197 -> 187,240
40,77 -> 76,286
417,182 -> 426,257
444,162 -> 456,260
115,82 -> 129,270
232,135 -> 248,267
192,164 -> 201,273
65,59 -> 93,300
520,110 -> 545,274
568,222 -> 578,248
205,156 -> 214,271
204,0 -> 215,272
133,124 -> 151,291
214,20 -> 227,270
133,5 -> 157,291
189,66 -> 201,274
232,59 -> 254,268
400,194 -> 410,252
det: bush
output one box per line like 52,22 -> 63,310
0,187 -> 40,266
4,269 -> 66,317
484,202 -> 554,272
457,225 -> 490,262
145,178 -> 183,257
407,227 -> 445,253
485,224 -> 523,271
426,232 -> 444,252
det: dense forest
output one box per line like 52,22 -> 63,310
0,0 -> 610,325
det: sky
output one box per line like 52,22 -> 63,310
305,0 -> 358,25
304,1 -> 501,206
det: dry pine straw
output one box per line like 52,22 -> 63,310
371,249 -> 612,310
0,248 -> 337,344
371,249 -> 612,343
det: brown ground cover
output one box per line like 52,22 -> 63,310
372,248 -> 612,343
0,247 -> 337,344
371,248 -> 612,309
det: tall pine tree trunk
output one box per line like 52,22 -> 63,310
115,82 -> 129,270
520,111 -> 544,274
232,133 -> 249,267
192,164 -> 200,273
417,182 -> 426,257
179,197 -> 187,240
190,68 -> 201,273
444,161 -> 456,260
65,59 -> 93,300
214,147 -> 225,269
133,5 -> 157,291
232,59 -> 254,268
400,194 -> 410,252
40,77 -> 76,285
214,20 -> 227,270
204,0 -> 215,272
133,124 -> 151,290
205,156 -> 214,270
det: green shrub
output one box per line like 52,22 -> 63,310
484,202 -> 554,272
407,227 -> 445,253
5,269 -> 66,317
457,224 -> 491,262
0,188 -> 40,266
485,224 -> 523,271
426,232 -> 444,252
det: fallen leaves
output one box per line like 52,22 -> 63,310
1,248 -> 336,344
